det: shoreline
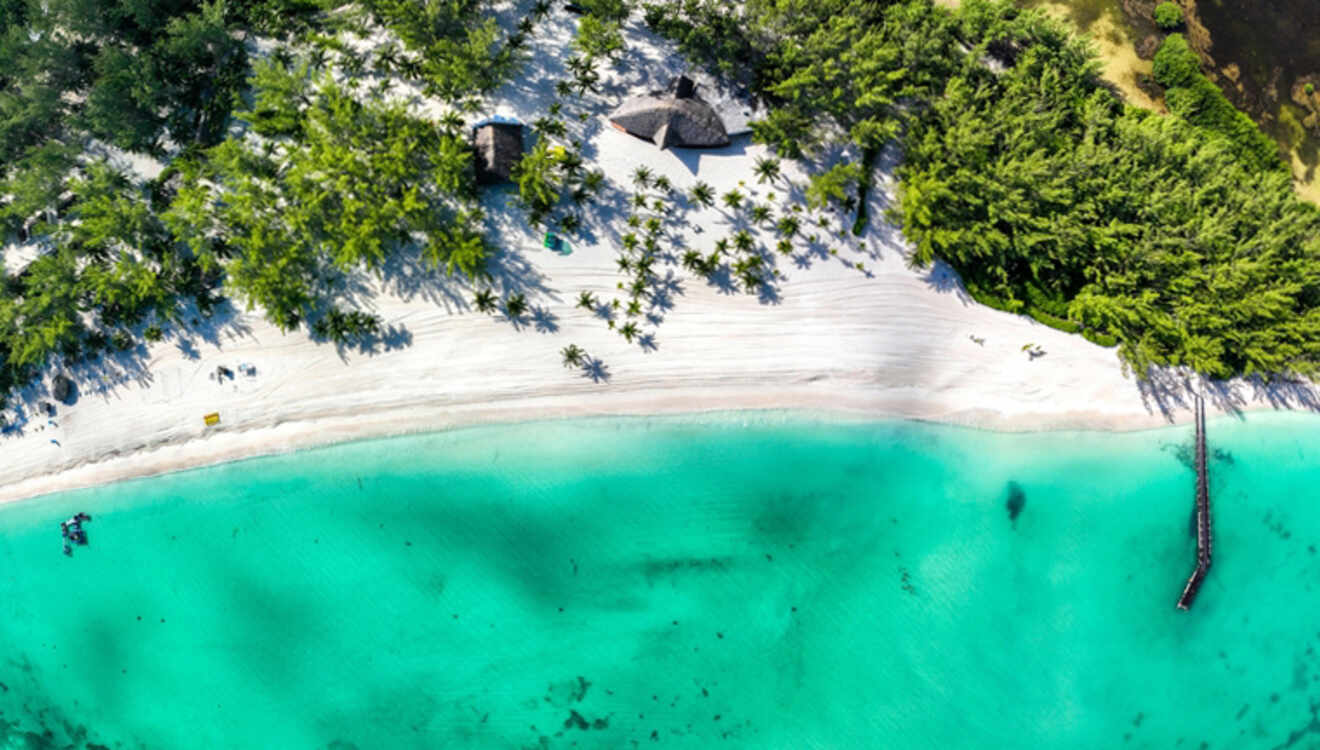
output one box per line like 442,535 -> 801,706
2,379 -> 1309,507
5,15 -> 1319,507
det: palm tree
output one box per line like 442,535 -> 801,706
776,239 -> 793,255
573,66 -> 600,95
626,299 -> 642,317
505,293 -> 528,319
653,175 -> 671,193
531,0 -> 552,17
753,156 -> 781,184
651,198 -> 667,214
733,230 -> 755,253
682,250 -> 704,272
375,42 -> 402,73
582,170 -> 605,195
621,233 -> 639,251
555,80 -> 573,98
644,217 -> 662,237
616,256 -> 632,273
721,189 -> 743,210
534,117 -> 567,139
559,213 -> 580,233
689,181 -> 715,208
473,288 -> 497,313
561,344 -> 586,368
776,215 -> 800,238
437,111 -> 464,134
632,166 -> 653,189
308,48 -> 329,71
750,204 -> 772,226
739,270 -> 762,292
399,57 -> 423,79
629,277 -> 648,298
576,291 -> 597,310
558,150 -> 583,176
619,321 -> 640,342
633,193 -> 649,210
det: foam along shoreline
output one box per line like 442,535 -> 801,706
3,10 -> 1319,505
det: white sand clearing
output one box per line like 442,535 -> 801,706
0,10 -> 1314,504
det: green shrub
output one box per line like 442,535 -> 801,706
1026,307 -> 1081,334
965,282 -> 1024,314
1151,33 -> 1200,87
1153,2 -> 1183,31
1082,328 -> 1120,348
1153,35 -> 1282,171
1306,83 -> 1316,96
576,0 -> 630,22
1023,283 -> 1069,318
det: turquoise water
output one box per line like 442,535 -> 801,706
1,412 -> 1319,749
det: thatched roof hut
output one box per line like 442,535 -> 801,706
473,122 -> 524,185
608,76 -> 730,150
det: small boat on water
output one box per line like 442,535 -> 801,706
59,512 -> 92,556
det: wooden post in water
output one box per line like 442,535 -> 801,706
1176,395 -> 1212,610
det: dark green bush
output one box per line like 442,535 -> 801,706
1026,307 -> 1081,335
1153,2 -> 1183,31
1152,35 -> 1282,172
964,282 -> 1023,314
1082,328 -> 1119,348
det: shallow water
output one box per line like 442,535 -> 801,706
1,412 -> 1319,749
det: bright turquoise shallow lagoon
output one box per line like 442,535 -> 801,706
2,413 -> 1319,748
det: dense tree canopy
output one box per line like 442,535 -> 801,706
5,0 -> 1320,409
0,0 -> 494,401
166,63 -> 487,331
646,0 -> 1320,378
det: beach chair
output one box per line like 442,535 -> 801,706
204,412 -> 220,427
543,232 -> 561,252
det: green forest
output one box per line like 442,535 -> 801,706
2,0 -> 1319,410
649,0 -> 1320,378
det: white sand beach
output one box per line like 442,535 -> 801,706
1,11 -> 1315,504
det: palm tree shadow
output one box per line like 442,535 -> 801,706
530,306 -> 559,333
921,259 -> 971,305
325,323 -> 414,362
503,311 -> 530,331
705,265 -> 738,295
582,356 -> 610,383
637,333 -> 658,352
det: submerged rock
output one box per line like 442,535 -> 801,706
1005,482 -> 1025,526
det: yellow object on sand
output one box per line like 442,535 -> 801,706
203,412 -> 220,426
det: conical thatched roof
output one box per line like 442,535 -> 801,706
609,76 -> 730,150
473,122 -> 523,184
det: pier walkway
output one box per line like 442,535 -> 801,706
1176,395 -> 1212,611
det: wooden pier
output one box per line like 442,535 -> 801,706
1176,395 -> 1212,611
